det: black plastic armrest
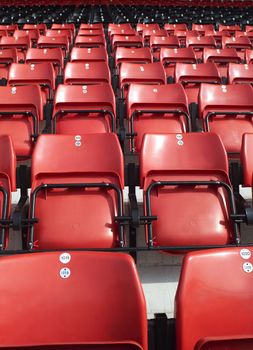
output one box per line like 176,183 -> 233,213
12,195 -> 29,231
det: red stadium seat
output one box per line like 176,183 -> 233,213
199,83 -> 253,156
0,48 -> 18,82
241,133 -> 253,188
219,24 -> 241,35
108,23 -> 132,34
246,25 -> 253,32
8,62 -> 55,103
29,134 -> 124,249
160,47 -> 197,79
186,36 -> 216,60
52,83 -> 116,134
0,135 -> 16,250
70,47 -> 107,62
136,23 -> 160,35
78,28 -> 105,37
74,35 -> 106,48
119,62 -> 166,97
246,49 -> 253,64
115,47 -> 152,68
23,23 -> 47,34
51,23 -> 75,35
37,36 -> 69,57
142,29 -> 167,46
204,29 -> 231,46
109,28 -> 137,39
203,48 -> 241,77
174,30 -> 199,46
46,28 -> 73,44
192,23 -> 214,34
64,61 -> 111,85
164,23 -> 188,34
140,133 -> 237,248
0,36 -> 30,62
112,35 -> 143,51
228,63 -> 253,84
0,85 -> 42,158
176,247 -> 253,349
175,62 -> 221,104
80,23 -> 104,30
222,36 -> 252,50
0,251 -> 147,350
0,30 -> 7,38
127,83 -> 190,152
150,35 -> 180,51
13,29 -> 40,45
25,48 -> 64,75
0,24 -> 18,35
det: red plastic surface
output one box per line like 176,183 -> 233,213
176,247 -> 253,350
64,61 -> 110,85
53,83 -> 116,134
31,134 -> 124,248
199,83 -> 253,154
175,62 -> 221,103
127,84 -> 189,152
8,62 -> 55,103
0,251 -> 147,350
140,133 -> 232,247
241,133 -> 253,187
70,47 -> 107,62
25,48 -> 64,70
222,36 -> 252,50
74,35 -> 105,48
119,62 -> 166,95
0,135 -> 16,248
228,63 -> 253,84
115,47 -> 152,67
0,85 -> 42,157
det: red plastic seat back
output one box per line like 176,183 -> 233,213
74,35 -> 105,48
8,62 -> 55,102
0,251 -> 147,350
228,63 -> 253,84
0,24 -> 18,34
25,48 -> 64,72
0,48 -> 18,64
164,23 -> 187,34
0,36 -> 30,50
53,83 -> 116,134
140,132 -> 228,189
186,36 -> 216,49
203,48 -> 241,63
31,134 -> 124,249
175,62 -> 221,103
192,24 -> 214,33
140,133 -> 232,247
150,35 -> 180,50
127,84 -> 189,152
23,24 -> 47,34
241,133 -> 253,187
160,48 -> 197,65
222,36 -> 252,50
199,83 -> 253,155
119,62 -> 166,96
0,135 -> 16,249
64,61 -> 110,85
70,47 -> 107,62
176,247 -> 253,350
0,85 -> 42,157
136,23 -> 160,35
115,47 -> 152,67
